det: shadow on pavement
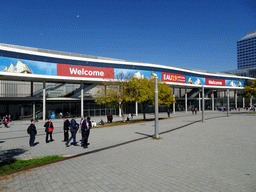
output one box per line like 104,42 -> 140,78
0,148 -> 27,162
135,132 -> 153,137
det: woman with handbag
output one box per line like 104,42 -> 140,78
44,118 -> 54,143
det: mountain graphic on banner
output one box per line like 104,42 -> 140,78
3,60 -> 33,74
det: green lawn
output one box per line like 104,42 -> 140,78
0,155 -> 64,175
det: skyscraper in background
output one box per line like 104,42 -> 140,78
237,30 -> 256,69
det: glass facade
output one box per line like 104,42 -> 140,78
237,30 -> 256,69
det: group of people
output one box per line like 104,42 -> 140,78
64,115 -> 92,148
191,108 -> 198,115
107,114 -> 113,123
2,115 -> 10,128
27,115 -> 92,148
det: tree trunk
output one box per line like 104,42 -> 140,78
142,104 -> 146,120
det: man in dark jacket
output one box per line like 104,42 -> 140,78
63,117 -> 70,142
66,115 -> 79,147
29,119 -> 37,147
83,116 -> 92,148
44,118 -> 54,143
81,117 -> 87,146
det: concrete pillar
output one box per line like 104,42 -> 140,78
135,101 -> 138,116
43,81 -> 46,121
227,89 -> 230,117
119,103 -> 122,117
243,97 -> 245,108
173,94 -> 175,114
199,92 -> 201,112
31,82 -> 33,97
81,83 -> 84,117
202,86 -> 205,122
212,92 -> 214,111
33,101 -> 35,120
172,86 -> 175,114
235,90 -> 237,109
185,88 -> 187,113
250,96 -> 253,108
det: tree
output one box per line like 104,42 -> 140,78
93,72 -> 130,122
125,76 -> 175,119
125,77 -> 154,120
158,82 -> 175,117
243,79 -> 256,99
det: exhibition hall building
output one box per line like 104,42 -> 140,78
0,43 -> 253,120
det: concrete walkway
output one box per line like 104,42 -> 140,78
0,110 -> 256,191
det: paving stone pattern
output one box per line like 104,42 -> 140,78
0,111 -> 256,191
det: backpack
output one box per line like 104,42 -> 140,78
27,125 -> 31,134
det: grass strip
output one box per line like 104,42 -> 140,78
0,155 -> 64,175
93,117 -> 173,128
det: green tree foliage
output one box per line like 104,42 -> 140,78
158,82 -> 175,117
125,77 -> 155,119
243,79 -> 256,98
125,76 -> 175,119
93,72 -> 130,122
93,73 -> 175,121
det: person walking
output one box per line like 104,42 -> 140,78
83,116 -> 92,148
28,119 -> 37,147
44,118 -> 54,143
192,108 -> 194,115
4,115 -> 9,128
66,115 -> 79,147
81,116 -> 87,146
63,117 -> 70,142
195,108 -> 197,115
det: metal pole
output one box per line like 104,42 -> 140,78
155,76 -> 159,138
235,90 -> 237,109
202,86 -> 204,122
81,83 -> 84,117
199,92 -> 201,112
43,81 -> 46,121
227,89 -> 229,117
33,101 -> 35,120
212,92 -> 214,111
185,88 -> 187,113
135,101 -> 138,116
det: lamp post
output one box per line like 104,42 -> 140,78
202,86 -> 204,122
155,76 -> 159,138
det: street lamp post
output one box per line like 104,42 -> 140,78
202,86 -> 204,122
155,76 -> 159,138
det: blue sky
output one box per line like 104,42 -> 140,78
0,0 -> 255,72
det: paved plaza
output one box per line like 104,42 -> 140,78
0,110 -> 256,191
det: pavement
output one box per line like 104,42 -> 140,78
0,110 -> 256,191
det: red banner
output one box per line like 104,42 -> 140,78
205,78 -> 225,86
162,72 -> 186,83
57,64 -> 114,79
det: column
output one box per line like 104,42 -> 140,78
33,101 -> 35,120
250,96 -> 253,108
202,86 -> 205,122
227,89 -> 230,117
31,82 -> 33,97
135,101 -> 138,116
212,92 -> 214,111
199,92 -> 201,112
243,97 -> 245,108
119,103 -> 122,117
185,88 -> 187,113
173,95 -> 176,114
43,81 -> 46,121
235,90 -> 237,109
81,83 -> 84,117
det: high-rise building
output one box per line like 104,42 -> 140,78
237,30 -> 256,69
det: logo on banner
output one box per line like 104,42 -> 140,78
162,72 -> 186,83
206,78 -> 225,86
57,64 -> 114,79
